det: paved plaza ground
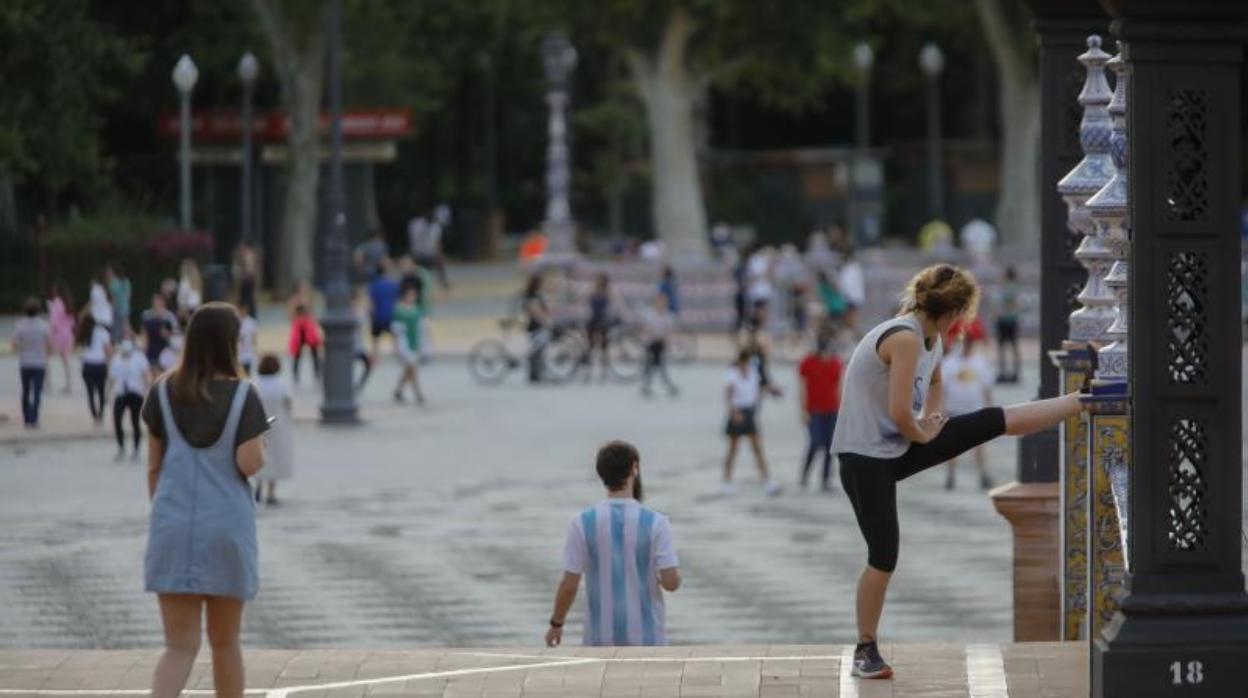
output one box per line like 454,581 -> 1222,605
0,275 -> 1041,650
0,643 -> 1085,697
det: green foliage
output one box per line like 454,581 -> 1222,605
0,0 -> 142,204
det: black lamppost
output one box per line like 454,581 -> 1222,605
918,42 -> 945,222
319,0 -> 358,425
172,55 -> 199,231
237,51 -> 259,244
848,42 -> 873,247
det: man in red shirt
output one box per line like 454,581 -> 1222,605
798,335 -> 844,491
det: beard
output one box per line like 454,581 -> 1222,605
632,474 -> 644,502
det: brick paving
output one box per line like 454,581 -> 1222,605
0,643 -> 1086,697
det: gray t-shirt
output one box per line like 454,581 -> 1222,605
830,314 -> 943,459
13,317 -> 50,368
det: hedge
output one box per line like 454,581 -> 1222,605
0,213 -> 212,314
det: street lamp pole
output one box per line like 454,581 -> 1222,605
850,42 -> 873,247
238,52 -> 259,244
319,0 -> 359,425
172,55 -> 199,231
919,42 -> 946,222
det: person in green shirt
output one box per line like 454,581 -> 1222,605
106,264 -> 133,342
390,286 -> 426,405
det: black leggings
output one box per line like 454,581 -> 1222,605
82,363 -> 107,420
114,393 -> 143,451
839,407 -> 1006,573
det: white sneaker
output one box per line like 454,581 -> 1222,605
764,480 -> 782,497
720,482 -> 737,496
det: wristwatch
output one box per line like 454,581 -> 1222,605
549,618 -> 564,628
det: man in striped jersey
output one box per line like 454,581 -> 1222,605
546,441 -> 682,647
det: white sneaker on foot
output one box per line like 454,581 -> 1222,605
720,482 -> 736,496
764,480 -> 782,497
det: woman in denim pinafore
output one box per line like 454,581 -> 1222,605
142,303 -> 268,698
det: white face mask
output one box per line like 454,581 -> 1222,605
120,340 -> 135,354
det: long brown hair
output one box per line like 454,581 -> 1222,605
170,302 -> 244,404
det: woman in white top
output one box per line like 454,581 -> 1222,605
88,272 -> 114,330
722,349 -> 782,497
831,264 -> 1088,680
108,338 -> 151,460
76,312 -> 113,424
177,258 -> 203,320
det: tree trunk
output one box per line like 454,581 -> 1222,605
627,9 -> 709,259
973,0 -> 1041,250
996,81 -> 1041,249
252,0 -> 326,293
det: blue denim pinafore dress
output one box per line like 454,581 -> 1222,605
144,381 -> 258,601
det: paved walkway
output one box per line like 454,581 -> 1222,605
0,643 -> 1085,697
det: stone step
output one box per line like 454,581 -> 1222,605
0,642 -> 1085,697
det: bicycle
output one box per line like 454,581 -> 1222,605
566,318 -> 647,383
468,318 -> 585,386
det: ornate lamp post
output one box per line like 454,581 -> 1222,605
237,51 -> 259,245
918,42 -> 945,222
541,33 -> 577,262
848,42 -> 873,247
319,0 -> 358,425
172,55 -> 199,231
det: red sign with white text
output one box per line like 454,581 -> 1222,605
157,108 -> 413,142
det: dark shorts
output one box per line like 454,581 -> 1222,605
996,317 -> 1018,344
838,407 -> 1006,573
371,318 -> 393,338
725,407 -> 758,437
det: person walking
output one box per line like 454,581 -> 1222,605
142,293 -> 180,370
77,312 -> 112,424
995,265 -> 1022,383
232,243 -> 260,319
798,334 -> 843,492
832,264 -> 1088,679
352,230 -> 388,280
639,293 -> 679,398
176,259 -> 203,324
12,297 -> 52,429
367,259 -> 400,358
657,265 -> 680,316
88,271 -> 114,333
237,307 -> 258,376
582,273 -> 617,380
545,441 -> 681,647
722,349 -> 781,496
47,283 -> 76,394
939,329 -> 996,491
286,282 -> 322,385
838,246 -> 865,336
141,302 -> 269,698
351,287 -> 374,392
521,274 -> 551,384
253,354 -> 293,505
109,337 -> 151,461
391,285 -> 425,404
106,264 -> 133,342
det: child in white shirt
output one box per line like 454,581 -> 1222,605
939,334 -> 996,490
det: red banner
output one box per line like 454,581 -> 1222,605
157,107 -> 413,142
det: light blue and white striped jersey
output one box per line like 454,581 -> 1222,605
562,498 -> 679,646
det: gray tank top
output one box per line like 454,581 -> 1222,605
830,314 -> 943,458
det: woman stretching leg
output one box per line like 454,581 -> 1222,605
831,264 -> 1086,680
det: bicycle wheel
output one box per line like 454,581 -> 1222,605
544,329 -> 585,384
468,338 -> 513,386
607,328 -> 646,382
669,329 -> 697,364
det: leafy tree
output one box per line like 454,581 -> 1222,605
0,0 -> 140,228
251,0 -> 329,291
568,0 -> 851,256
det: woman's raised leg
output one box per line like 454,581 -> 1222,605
1003,392 -> 1083,436
151,594 -> 202,698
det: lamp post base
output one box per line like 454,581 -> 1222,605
318,306 -> 359,426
